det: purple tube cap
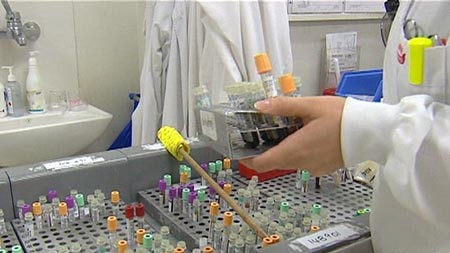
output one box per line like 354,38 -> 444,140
169,186 -> 177,199
177,186 -> 183,198
159,179 -> 167,191
218,181 -> 225,188
201,163 -> 208,172
189,192 -> 196,204
209,185 -> 216,195
187,183 -> 195,192
48,190 -> 58,201
21,204 -> 31,215
65,196 -> 75,208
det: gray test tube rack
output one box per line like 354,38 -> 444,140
10,201 -> 156,252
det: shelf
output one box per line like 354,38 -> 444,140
288,13 -> 384,22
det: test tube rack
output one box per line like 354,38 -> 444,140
0,223 -> 21,251
138,178 -> 249,250
10,200 -> 156,253
138,171 -> 373,252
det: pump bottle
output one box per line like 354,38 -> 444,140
2,66 -> 25,117
0,79 -> 6,118
26,51 -> 45,113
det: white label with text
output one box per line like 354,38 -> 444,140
293,224 -> 359,249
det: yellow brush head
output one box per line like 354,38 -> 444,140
157,126 -> 191,161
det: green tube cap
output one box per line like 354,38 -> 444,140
75,193 -> 85,207
198,190 -> 206,202
164,174 -> 172,186
11,245 -> 23,253
301,170 -> 310,181
143,233 -> 153,249
182,188 -> 190,200
215,160 -> 223,171
280,202 -> 290,213
209,162 -> 216,173
312,204 -> 322,215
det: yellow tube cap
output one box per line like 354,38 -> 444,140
278,73 -> 296,95
223,211 -> 233,226
174,247 -> 185,253
270,234 -> 280,244
111,191 -> 120,204
180,172 -> 188,184
107,216 -> 117,231
209,202 -> 219,216
136,229 -> 146,244
117,240 -> 128,253
224,184 -> 232,195
202,246 -> 214,253
408,37 -> 433,85
223,158 -> 231,170
158,126 -> 191,161
32,202 -> 42,216
58,202 -> 67,216
262,237 -> 274,247
254,53 -> 272,74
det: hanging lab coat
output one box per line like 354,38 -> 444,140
132,1 -> 174,145
341,1 -> 450,252
134,1 -> 292,145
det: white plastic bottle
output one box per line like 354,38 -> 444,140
0,79 -> 7,118
2,66 -> 25,117
26,51 -> 45,113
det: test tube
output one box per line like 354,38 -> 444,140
96,236 -> 108,253
23,212 -> 34,238
90,198 -> 101,222
176,241 -> 187,251
111,191 -> 120,217
273,195 -> 282,218
125,205 -> 135,246
243,190 -> 252,212
38,195 -> 47,205
136,228 -> 146,247
197,189 -> 206,217
16,200 -> 25,222
32,202 -> 43,230
48,190 -> 58,202
192,199 -> 201,222
182,188 -> 190,215
185,167 -> 192,182
234,238 -> 245,253
70,243 -> 82,253
244,233 -> 256,253
217,181 -> 225,206
225,169 -> 233,185
153,234 -> 162,252
164,174 -> 172,199
209,186 -> 217,202
213,222 -> 223,250
159,180 -> 167,206
301,171 -> 310,193
223,184 -> 232,210
136,203 -> 145,230
118,240 -> 128,253
315,177 -> 322,189
161,226 -> 170,241
252,189 -> 260,212
237,189 -> 245,209
169,186 -> 177,213
208,162 -> 216,181
221,212 -> 233,253
65,196 -> 78,222
217,171 -> 226,183
254,52 -> 287,143
180,172 -> 188,188
295,169 -> 302,189
50,198 -> 60,227
302,217 -> 312,233
97,192 -> 106,215
200,163 -> 208,186
107,216 -> 118,250
143,233 -> 153,252
208,202 -> 219,243
284,223 -> 294,239
75,193 -> 89,219
59,202 -> 69,229
0,209 -> 6,235
227,232 -> 238,253
188,191 -> 196,218
42,204 -> 52,228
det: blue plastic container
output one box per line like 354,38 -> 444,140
336,69 -> 383,102
109,93 -> 140,150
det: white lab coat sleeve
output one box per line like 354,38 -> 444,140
341,95 -> 450,230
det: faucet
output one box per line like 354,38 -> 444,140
0,0 -> 40,46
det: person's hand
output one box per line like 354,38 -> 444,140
242,96 -> 346,176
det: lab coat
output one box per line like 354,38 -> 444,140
341,1 -> 450,252
133,1 -> 292,145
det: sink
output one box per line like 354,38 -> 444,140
0,105 -> 113,167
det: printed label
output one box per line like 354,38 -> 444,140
200,110 -> 217,141
43,156 -> 104,171
293,224 -> 359,249
27,90 -> 45,112
5,87 -> 13,114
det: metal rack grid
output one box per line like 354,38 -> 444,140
11,201 -> 156,253
1,223 -> 21,252
233,172 -> 373,224
138,177 -> 250,250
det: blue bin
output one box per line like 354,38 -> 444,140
336,69 -> 383,102
109,93 -> 140,150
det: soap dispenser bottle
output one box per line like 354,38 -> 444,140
2,66 -> 25,117
26,51 -> 45,113
0,79 -> 6,118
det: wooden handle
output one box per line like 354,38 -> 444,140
179,148 -> 268,239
